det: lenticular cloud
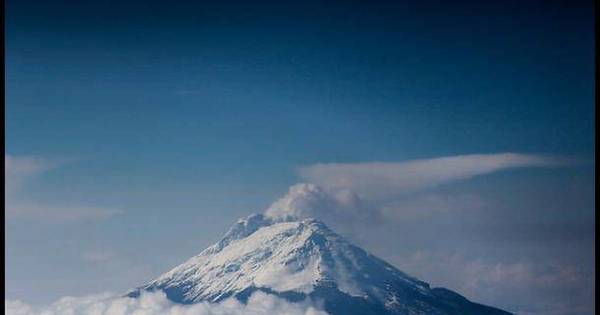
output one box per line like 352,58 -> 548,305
5,291 -> 328,315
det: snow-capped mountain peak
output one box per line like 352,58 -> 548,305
130,214 -> 512,315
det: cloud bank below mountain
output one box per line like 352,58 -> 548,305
5,291 -> 328,315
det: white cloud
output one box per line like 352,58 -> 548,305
265,184 -> 369,222
298,153 -> 573,200
5,154 -> 121,222
392,250 -> 594,315
5,291 -> 329,315
5,155 -> 56,197
264,183 -> 377,237
5,300 -> 34,315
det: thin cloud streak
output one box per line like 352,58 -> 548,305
298,153 -> 575,200
5,155 -> 57,197
5,154 -> 121,223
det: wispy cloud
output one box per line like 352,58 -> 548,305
5,154 -> 121,223
6,203 -> 121,223
298,153 -> 574,200
5,291 -> 328,315
392,250 -> 593,315
264,183 -> 378,238
5,155 -> 58,197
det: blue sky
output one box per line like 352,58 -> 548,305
5,1 -> 595,315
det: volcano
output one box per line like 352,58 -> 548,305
128,212 -> 512,315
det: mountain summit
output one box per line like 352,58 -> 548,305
129,213 -> 512,315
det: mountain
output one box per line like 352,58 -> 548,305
128,214 -> 513,315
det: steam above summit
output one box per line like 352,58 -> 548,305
265,183 -> 332,220
264,183 -> 375,231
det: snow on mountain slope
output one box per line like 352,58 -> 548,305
129,212 -> 513,315
139,214 -> 425,302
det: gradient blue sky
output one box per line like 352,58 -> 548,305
5,1 -> 595,315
